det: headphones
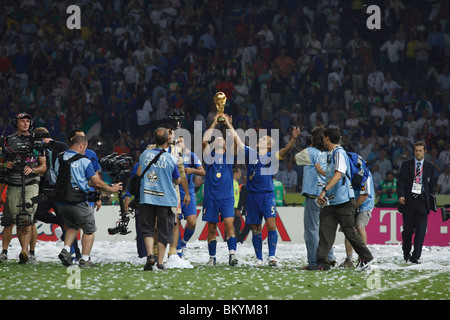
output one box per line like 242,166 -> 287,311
12,112 -> 34,131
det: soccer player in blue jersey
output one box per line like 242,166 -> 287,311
176,136 -> 205,259
229,119 -> 301,266
202,114 -> 238,266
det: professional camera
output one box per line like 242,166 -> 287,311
99,153 -> 134,236
1,132 -> 50,158
0,131 -> 50,224
166,108 -> 184,120
387,189 -> 394,198
442,205 -> 450,222
166,108 -> 185,129
99,153 -> 133,177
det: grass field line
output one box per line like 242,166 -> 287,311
343,270 -> 445,300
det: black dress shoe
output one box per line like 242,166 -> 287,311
410,258 -> 421,264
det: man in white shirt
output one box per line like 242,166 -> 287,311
136,94 -> 153,136
381,72 -> 401,104
436,166 -> 450,194
305,31 -> 321,57
327,66 -> 341,92
367,64 -> 385,94
109,52 -> 124,74
374,150 -> 393,179
279,160 -> 297,192
178,27 -> 193,51
437,65 -> 450,108
380,33 -> 404,74
402,114 -> 419,139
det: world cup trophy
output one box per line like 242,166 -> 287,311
214,91 -> 226,122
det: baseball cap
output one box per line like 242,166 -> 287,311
17,112 -> 32,120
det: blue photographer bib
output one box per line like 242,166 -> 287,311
139,148 -> 180,207
325,146 -> 355,205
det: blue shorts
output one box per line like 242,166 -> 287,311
179,192 -> 197,220
246,192 -> 277,225
202,197 -> 235,223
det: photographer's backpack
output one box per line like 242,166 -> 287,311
331,147 -> 369,190
345,151 -> 370,190
50,152 -> 90,203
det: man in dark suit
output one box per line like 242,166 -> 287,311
397,141 -> 436,264
117,32 -> 135,60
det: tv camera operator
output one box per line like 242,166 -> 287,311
98,151 -> 134,237
0,113 -> 47,264
52,135 -> 122,268
141,108 -> 190,261
28,127 -> 82,262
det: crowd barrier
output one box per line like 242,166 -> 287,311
1,207 -> 448,246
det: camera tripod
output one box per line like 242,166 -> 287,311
15,157 -> 34,227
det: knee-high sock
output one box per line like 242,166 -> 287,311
252,233 -> 263,260
182,228 -> 195,245
227,236 -> 237,254
268,230 -> 278,257
208,239 -> 217,258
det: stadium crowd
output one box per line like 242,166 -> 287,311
0,0 -> 449,199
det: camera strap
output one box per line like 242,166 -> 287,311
140,148 -> 166,179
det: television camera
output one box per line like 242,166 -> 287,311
165,108 -> 185,129
0,132 -> 49,226
99,153 -> 135,235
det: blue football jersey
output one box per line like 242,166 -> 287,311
244,146 -> 279,193
203,150 -> 234,201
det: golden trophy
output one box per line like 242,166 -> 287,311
214,91 -> 226,122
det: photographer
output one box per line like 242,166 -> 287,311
29,127 -> 82,262
315,127 -> 374,271
0,113 -> 47,264
56,135 -> 122,268
295,127 -> 336,269
149,122 -> 190,261
376,170 -> 399,207
138,127 -> 181,271
68,129 -> 103,213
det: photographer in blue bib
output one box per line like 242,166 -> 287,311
55,135 -> 123,268
315,127 -> 374,271
295,127 -> 336,270
137,127 -> 181,271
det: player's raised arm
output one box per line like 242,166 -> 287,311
222,114 -> 245,154
279,126 -> 300,159
202,114 -> 219,154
